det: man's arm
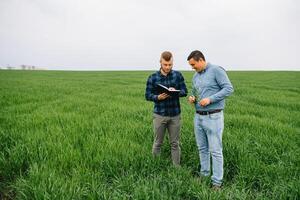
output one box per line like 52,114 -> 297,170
145,75 -> 159,102
178,72 -> 188,97
188,79 -> 197,104
145,75 -> 170,101
208,67 -> 234,103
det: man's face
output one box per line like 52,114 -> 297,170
160,58 -> 173,74
189,58 -> 205,72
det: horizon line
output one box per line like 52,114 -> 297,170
1,69 -> 299,72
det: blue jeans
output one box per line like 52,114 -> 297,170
194,111 -> 224,186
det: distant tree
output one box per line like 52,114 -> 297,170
21,65 -> 27,70
7,65 -> 14,70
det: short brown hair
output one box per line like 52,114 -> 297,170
160,51 -> 173,61
187,50 -> 205,61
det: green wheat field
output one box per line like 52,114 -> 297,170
0,70 -> 299,199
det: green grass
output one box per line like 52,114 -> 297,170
0,70 -> 299,199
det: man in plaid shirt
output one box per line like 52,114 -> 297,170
145,51 -> 187,166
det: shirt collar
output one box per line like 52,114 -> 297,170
158,69 -> 173,77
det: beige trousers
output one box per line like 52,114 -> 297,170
152,113 -> 181,165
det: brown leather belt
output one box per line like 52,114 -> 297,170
196,109 -> 222,115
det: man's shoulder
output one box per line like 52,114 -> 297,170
208,63 -> 227,73
148,71 -> 160,79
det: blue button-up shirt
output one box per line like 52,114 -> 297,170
145,70 -> 188,116
191,63 -> 234,111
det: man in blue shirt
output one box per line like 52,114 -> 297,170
187,50 -> 234,190
145,51 -> 187,166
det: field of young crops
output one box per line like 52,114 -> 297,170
0,70 -> 299,199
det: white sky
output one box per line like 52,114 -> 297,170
0,0 -> 299,70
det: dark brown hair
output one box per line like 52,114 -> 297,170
161,51 -> 173,61
187,50 -> 205,61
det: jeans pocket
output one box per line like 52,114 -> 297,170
209,112 -> 221,120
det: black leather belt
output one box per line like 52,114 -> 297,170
196,109 -> 222,115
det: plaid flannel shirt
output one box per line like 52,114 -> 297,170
145,70 -> 188,116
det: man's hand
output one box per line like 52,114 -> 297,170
188,96 -> 196,104
199,98 -> 211,107
158,93 -> 170,100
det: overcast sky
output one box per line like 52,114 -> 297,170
0,0 -> 299,70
